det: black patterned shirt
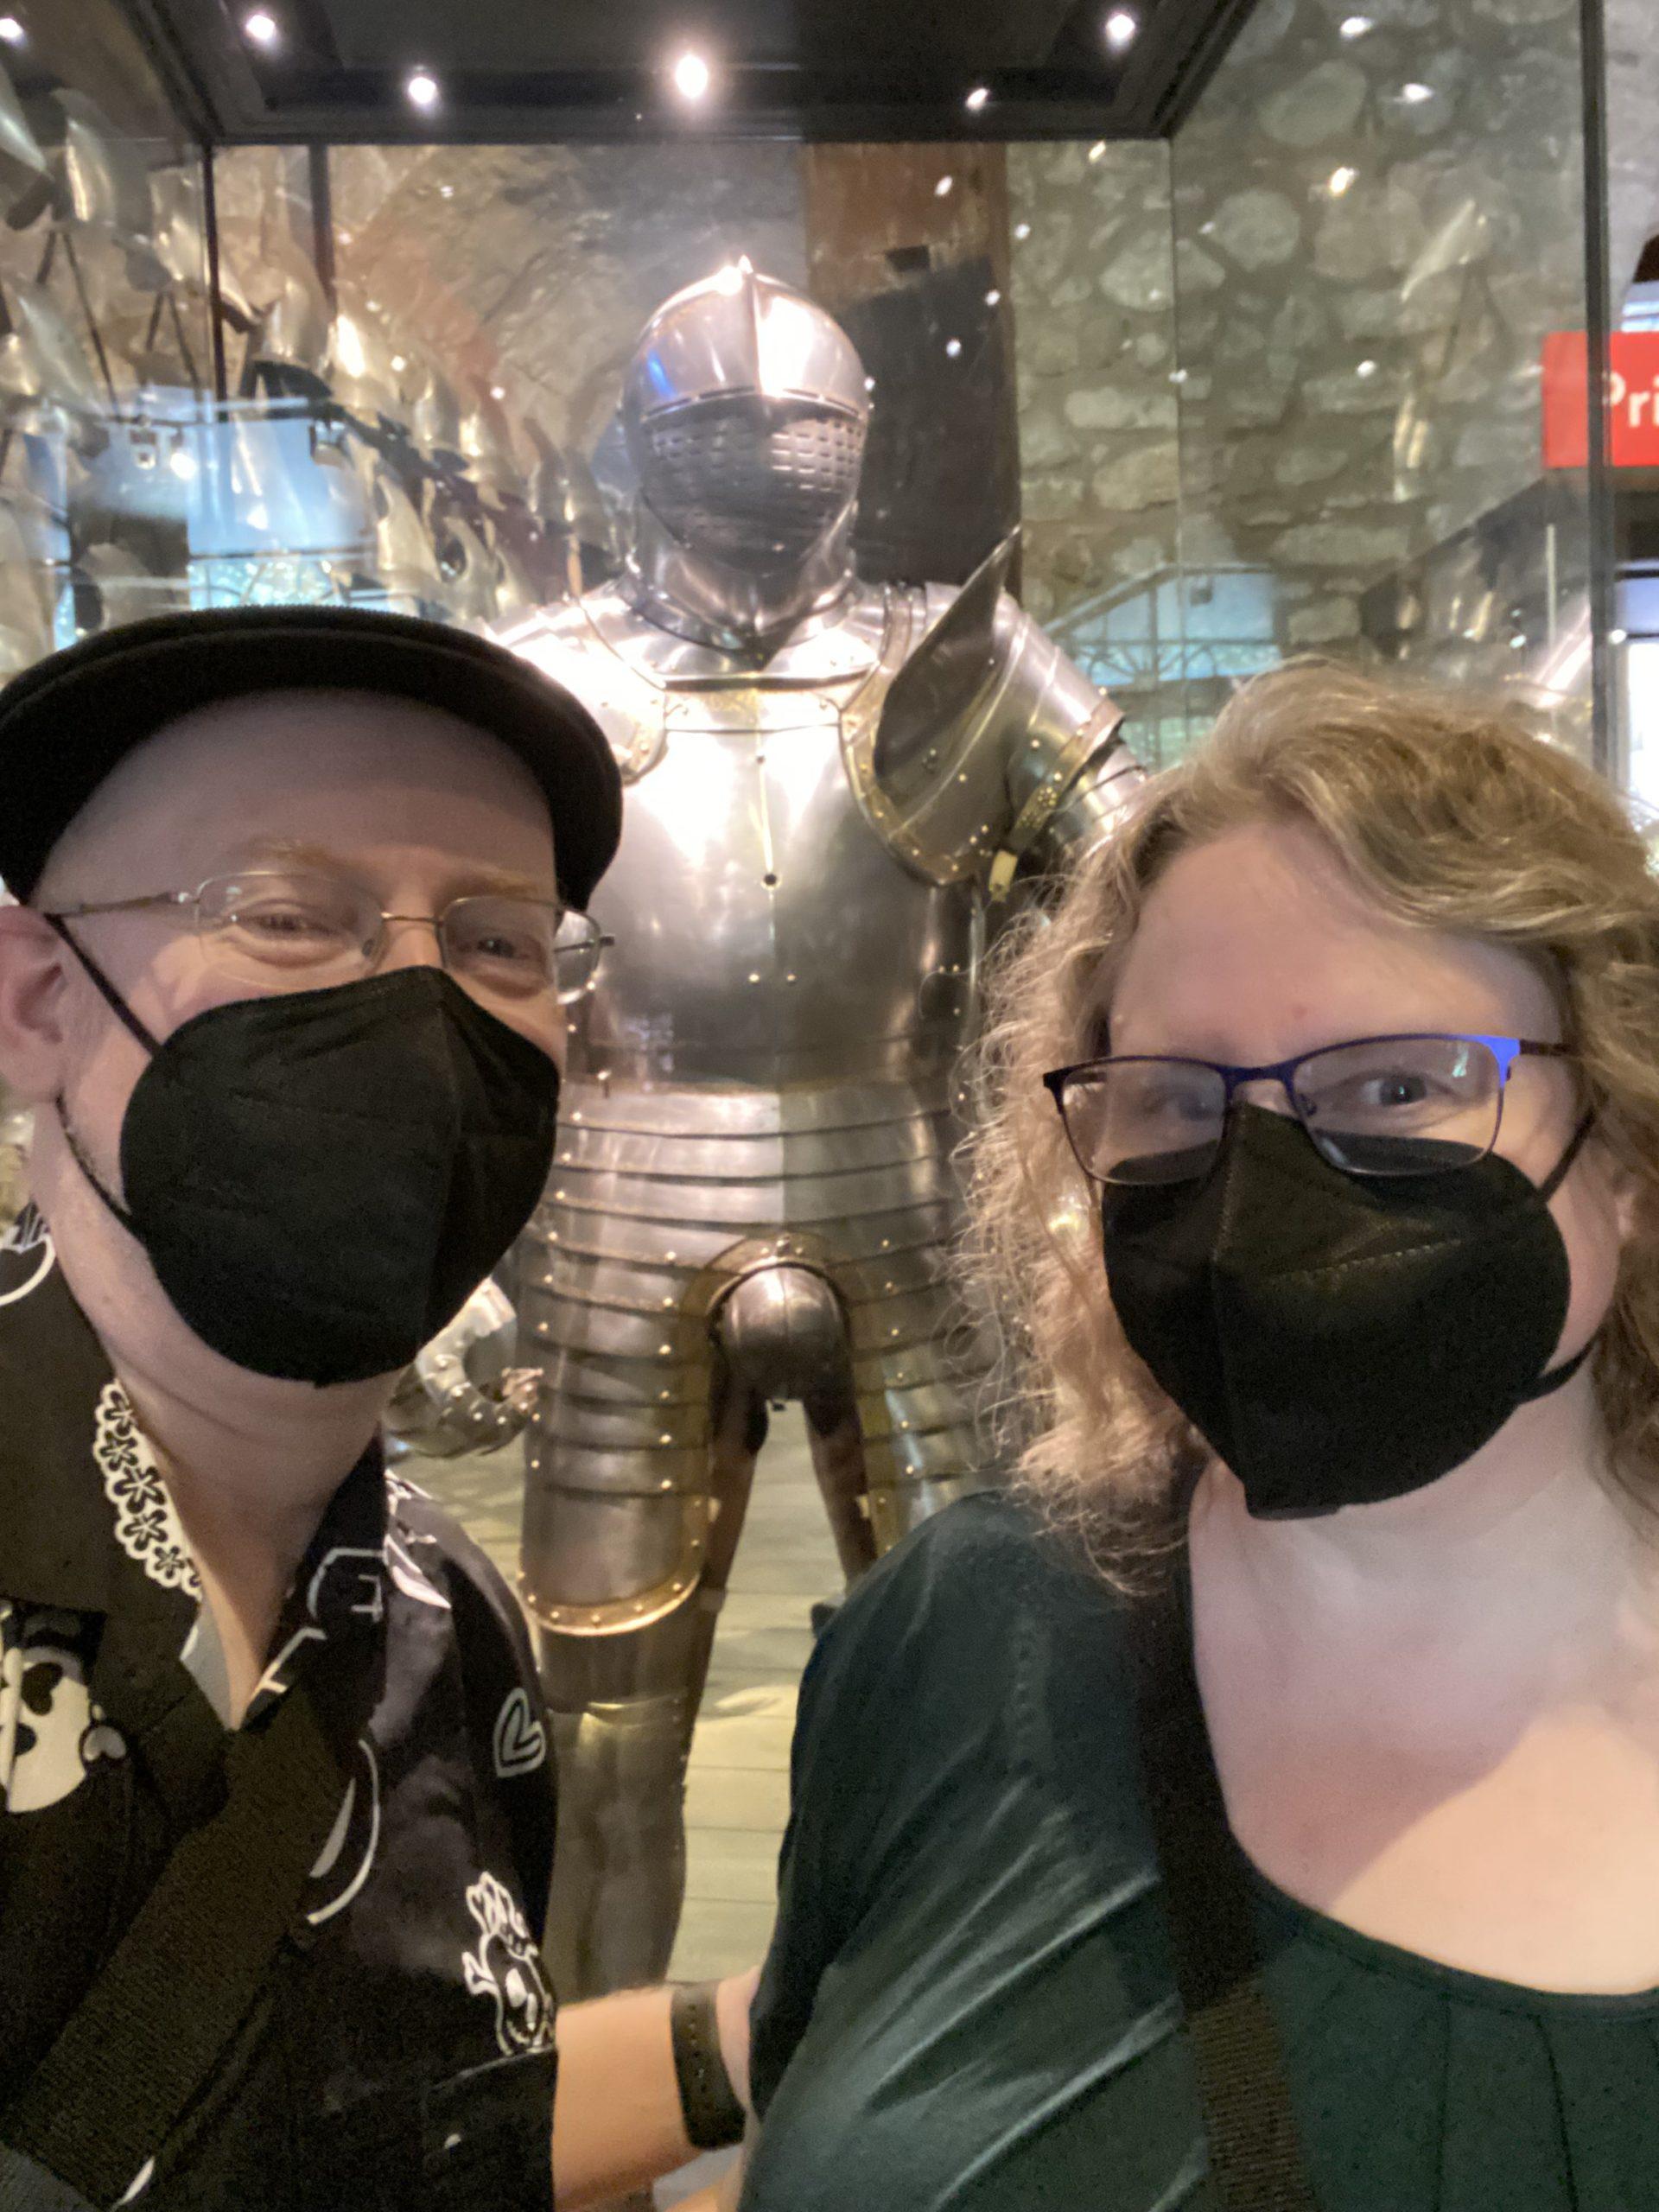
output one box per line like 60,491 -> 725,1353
0,1205 -> 559,2210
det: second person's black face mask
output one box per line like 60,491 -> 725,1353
1100,1103 -> 1595,1519
54,932 -> 561,1387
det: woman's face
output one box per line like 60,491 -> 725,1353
1107,816 -> 1630,1370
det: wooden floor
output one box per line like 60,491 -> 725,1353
416,1408 -> 844,2203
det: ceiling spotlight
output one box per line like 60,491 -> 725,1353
1014,221 -> 1031,240
935,174 -> 954,196
0,14 -> 26,40
489,383 -> 506,399
672,49 -> 712,101
944,338 -> 963,358
1104,10 -> 1138,52
1400,80 -> 1433,104
243,10 -> 279,47
405,68 -> 440,110
965,85 -> 989,112
1339,14 -> 1375,35
985,287 -> 1001,307
1329,165 -> 1357,195
1088,140 -> 1107,161
1356,359 -> 1378,378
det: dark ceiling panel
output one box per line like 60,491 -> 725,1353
317,0 -> 1084,74
117,0 -> 1258,145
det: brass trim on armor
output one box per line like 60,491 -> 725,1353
519,1495 -> 713,1636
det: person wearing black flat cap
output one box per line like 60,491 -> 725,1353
0,609 -> 755,2212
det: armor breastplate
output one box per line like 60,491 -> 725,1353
499,587 -> 978,1087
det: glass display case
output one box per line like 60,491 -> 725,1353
0,0 -> 1624,791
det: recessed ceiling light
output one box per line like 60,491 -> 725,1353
1329,165 -> 1357,195
965,85 -> 989,112
1357,359 -> 1378,378
405,68 -> 440,110
672,49 -> 711,101
1104,10 -> 1138,52
935,175 -> 954,196
1400,80 -> 1433,104
0,14 -> 26,41
490,384 -> 506,399
985,288 -> 1001,307
1088,140 -> 1107,161
243,10 -> 279,48
944,338 -> 963,358
1014,222 -> 1031,240
1339,14 -> 1375,36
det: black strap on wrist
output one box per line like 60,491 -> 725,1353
669,1982 -> 747,2152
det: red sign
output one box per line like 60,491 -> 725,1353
1542,331 -> 1659,468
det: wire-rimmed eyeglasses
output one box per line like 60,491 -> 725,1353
1043,1033 -> 1576,1186
43,868 -> 613,1008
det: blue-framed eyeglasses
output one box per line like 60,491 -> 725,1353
1043,1033 -> 1576,1186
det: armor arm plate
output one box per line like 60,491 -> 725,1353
859,552 -> 1135,893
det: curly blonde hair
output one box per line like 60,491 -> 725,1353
963,659 -> 1659,1585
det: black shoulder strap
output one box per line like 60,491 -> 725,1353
1123,1560 -> 1322,2212
0,1681 -> 346,2210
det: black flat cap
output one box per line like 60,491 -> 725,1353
0,606 -> 623,909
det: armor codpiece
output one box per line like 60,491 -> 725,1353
495,264 -> 1135,1998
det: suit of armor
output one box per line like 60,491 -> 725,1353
498,265 -> 1138,1996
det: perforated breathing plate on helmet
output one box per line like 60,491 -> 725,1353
639,398 -> 865,570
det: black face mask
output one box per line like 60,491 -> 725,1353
52,932 -> 560,1387
1100,1103 -> 1596,1520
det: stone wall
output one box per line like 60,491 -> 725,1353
1005,140 -> 1178,631
1173,0 -> 1589,646
1005,0 -> 1596,747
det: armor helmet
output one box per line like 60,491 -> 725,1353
621,263 -> 870,645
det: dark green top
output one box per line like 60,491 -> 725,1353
742,1493 -> 1659,2211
